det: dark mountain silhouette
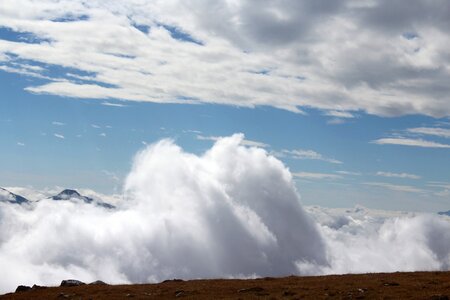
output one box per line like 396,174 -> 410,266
50,189 -> 115,209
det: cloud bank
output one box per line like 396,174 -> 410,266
0,135 -> 449,293
1,0 -> 450,117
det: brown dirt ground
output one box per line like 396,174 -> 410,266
1,271 -> 450,299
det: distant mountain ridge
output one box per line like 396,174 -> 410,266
0,187 -> 114,209
0,187 -> 29,204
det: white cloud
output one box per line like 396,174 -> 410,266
326,118 -> 348,125
324,111 -> 355,118
372,138 -> 450,148
364,182 -> 425,193
99,133 -> 106,137
407,127 -> 450,138
427,182 -> 450,198
52,121 -> 65,126
376,171 -> 421,179
282,149 -> 342,164
306,206 -> 450,274
335,171 -> 361,176
183,129 -> 202,134
16,142 -> 25,146
293,172 -> 342,180
101,102 -> 127,107
91,124 -> 101,129
196,134 -> 268,148
1,135 -> 450,293
1,1 -> 450,117
428,182 -> 450,189
54,133 -> 65,139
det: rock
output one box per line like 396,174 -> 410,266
89,280 -> 108,285
31,284 -> 46,290
162,279 -> 184,283
60,279 -> 86,287
15,285 -> 31,292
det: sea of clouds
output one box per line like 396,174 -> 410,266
1,134 -> 449,293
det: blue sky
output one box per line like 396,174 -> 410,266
1,0 -> 450,211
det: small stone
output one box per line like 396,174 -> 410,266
383,282 -> 399,286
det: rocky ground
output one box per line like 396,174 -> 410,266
1,271 -> 450,299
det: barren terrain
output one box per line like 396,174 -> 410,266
1,271 -> 450,299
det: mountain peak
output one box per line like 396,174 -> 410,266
51,189 -> 89,202
58,189 -> 81,197
0,187 -> 29,204
50,189 -> 114,209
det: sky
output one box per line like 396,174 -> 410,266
1,0 -> 450,212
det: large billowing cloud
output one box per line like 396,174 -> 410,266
0,134 -> 327,292
1,0 -> 450,117
1,135 -> 450,293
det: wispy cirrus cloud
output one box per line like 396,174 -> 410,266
293,172 -> 342,180
335,171 -> 361,176
427,182 -> 450,197
376,171 -> 421,180
427,182 -> 450,189
278,149 -> 342,164
364,182 -> 425,194
373,121 -> 450,149
407,127 -> 450,139
101,102 -> 127,108
372,138 -> 450,148
53,133 -> 65,139
196,134 -> 268,148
